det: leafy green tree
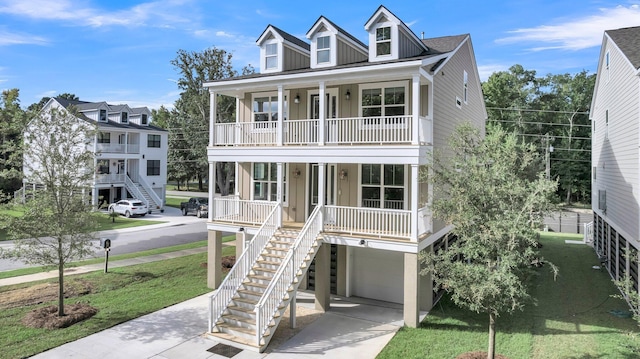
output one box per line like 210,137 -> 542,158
27,93 -> 78,112
483,65 -> 595,204
0,89 -> 27,201
170,47 -> 254,193
0,106 -> 98,317
421,123 -> 557,359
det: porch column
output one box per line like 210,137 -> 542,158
209,90 -> 216,147
317,162 -> 326,227
92,132 -> 98,208
318,81 -> 326,146
235,96 -> 241,147
209,161 -> 215,221
276,162 -> 283,226
207,230 -> 223,289
404,252 -> 420,328
234,161 -> 239,196
315,242 -> 331,312
277,85 -> 284,146
412,74 -> 420,145
410,164 -> 419,242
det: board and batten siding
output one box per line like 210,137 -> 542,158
592,38 -> 640,244
397,28 -> 423,59
336,39 -> 367,66
283,46 -> 310,71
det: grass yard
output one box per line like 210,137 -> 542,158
165,196 -> 188,209
0,245 -> 235,359
377,232 -> 640,359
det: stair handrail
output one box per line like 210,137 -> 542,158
255,205 -> 323,345
208,202 -> 281,334
124,175 -> 149,207
136,175 -> 163,209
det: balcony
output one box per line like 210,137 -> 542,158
95,173 -> 125,184
96,143 -> 140,154
213,115 -> 433,147
211,196 -> 432,241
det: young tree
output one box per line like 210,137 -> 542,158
421,123 -> 557,359
0,106 -> 99,317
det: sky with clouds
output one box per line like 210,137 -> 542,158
1,0 -> 639,109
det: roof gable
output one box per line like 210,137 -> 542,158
257,24 -> 310,52
606,26 -> 640,70
307,16 -> 367,50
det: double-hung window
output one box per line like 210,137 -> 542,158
252,162 -> 287,203
147,160 -> 160,176
360,82 -> 406,124
265,43 -> 278,70
361,164 -> 405,209
317,36 -> 330,64
121,112 -> 128,123
147,134 -> 161,148
376,26 -> 391,56
97,132 -> 110,144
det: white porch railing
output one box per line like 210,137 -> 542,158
418,206 -> 432,237
137,175 -> 163,209
96,143 -> 125,153
324,205 -> 411,239
212,115 -> 436,146
127,144 -> 140,154
325,115 -> 412,144
209,203 -> 281,335
95,173 -> 125,184
212,196 -> 278,225
584,221 -> 593,244
255,205 -> 322,346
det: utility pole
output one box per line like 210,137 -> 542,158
544,133 -> 554,180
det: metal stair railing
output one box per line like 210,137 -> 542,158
255,205 -> 322,346
208,203 -> 281,334
136,175 -> 163,210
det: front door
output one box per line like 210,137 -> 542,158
308,163 -> 337,217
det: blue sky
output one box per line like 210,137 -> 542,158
1,0 -> 639,109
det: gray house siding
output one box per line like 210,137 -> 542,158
336,38 -> 367,66
283,46 -> 310,71
397,28 -> 423,59
592,37 -> 640,245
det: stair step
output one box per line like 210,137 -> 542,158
227,305 -> 255,318
243,281 -> 268,289
261,253 -> 286,260
256,259 -> 282,266
217,322 -> 256,337
221,313 -> 257,328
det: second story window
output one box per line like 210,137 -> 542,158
317,36 -> 330,64
361,82 -> 406,123
265,43 -> 278,70
253,93 -> 287,122
147,134 -> 161,148
141,114 -> 148,125
121,112 -> 128,123
376,26 -> 391,56
99,109 -> 107,122
97,132 -> 110,144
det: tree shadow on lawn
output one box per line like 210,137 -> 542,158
421,236 -> 640,357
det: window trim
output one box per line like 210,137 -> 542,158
251,91 -> 288,123
99,109 -> 107,122
141,114 -> 148,125
146,159 -> 160,176
375,26 -> 392,57
262,39 -> 281,73
97,132 -> 111,144
250,162 -> 288,206
121,112 -> 128,124
358,80 -> 408,123
463,70 -> 468,104
369,22 -> 397,61
147,134 -> 161,148
358,164 -> 408,210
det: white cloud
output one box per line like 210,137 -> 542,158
0,30 -> 48,46
216,31 -> 234,38
496,4 -> 640,51
477,64 -> 510,81
0,0 -> 191,28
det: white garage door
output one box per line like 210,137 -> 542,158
350,247 -> 404,304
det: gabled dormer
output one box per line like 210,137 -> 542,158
108,104 -> 132,124
306,16 -> 368,69
130,107 -> 152,126
256,25 -> 310,74
364,5 -> 428,62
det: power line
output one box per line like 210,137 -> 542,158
492,119 -> 591,128
486,107 -> 590,115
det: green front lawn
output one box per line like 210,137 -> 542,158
165,196 -> 188,209
0,245 -> 235,359
378,232 -> 640,358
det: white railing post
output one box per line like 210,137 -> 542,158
209,91 -> 216,146
410,164 -> 419,241
318,82 -> 325,146
209,162 -> 215,221
412,74 -> 420,145
277,86 -> 284,146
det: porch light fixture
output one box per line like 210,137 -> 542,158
345,90 -> 350,101
293,168 -> 301,178
294,94 -> 300,104
339,169 -> 347,180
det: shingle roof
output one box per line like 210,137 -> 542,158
422,34 -> 468,54
264,25 -> 310,51
606,26 -> 640,70
309,16 -> 367,50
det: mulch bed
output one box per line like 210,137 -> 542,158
22,303 -> 98,329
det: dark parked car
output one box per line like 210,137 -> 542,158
180,197 -> 208,218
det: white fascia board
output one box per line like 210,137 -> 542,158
204,59 -> 426,90
208,145 -> 431,165
418,224 -> 454,251
321,233 -> 419,253
590,34 -> 609,117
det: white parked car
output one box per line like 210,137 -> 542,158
108,199 -> 148,218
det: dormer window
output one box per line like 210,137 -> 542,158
99,109 -> 107,122
141,114 -> 148,125
121,112 -> 128,123
317,36 -> 330,64
376,27 -> 391,56
265,43 -> 278,70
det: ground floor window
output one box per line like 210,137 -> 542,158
147,160 -> 160,176
252,162 -> 287,204
361,164 -> 405,209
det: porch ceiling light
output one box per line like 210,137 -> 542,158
345,90 -> 350,101
293,168 -> 301,178
339,169 -> 347,180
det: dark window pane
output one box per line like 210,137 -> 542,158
377,42 -> 391,56
363,107 -> 382,117
384,188 -> 404,209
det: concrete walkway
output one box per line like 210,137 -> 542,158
2,206 -> 405,359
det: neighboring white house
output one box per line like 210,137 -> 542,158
203,5 -> 487,351
22,97 -> 168,212
591,26 -> 640,292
